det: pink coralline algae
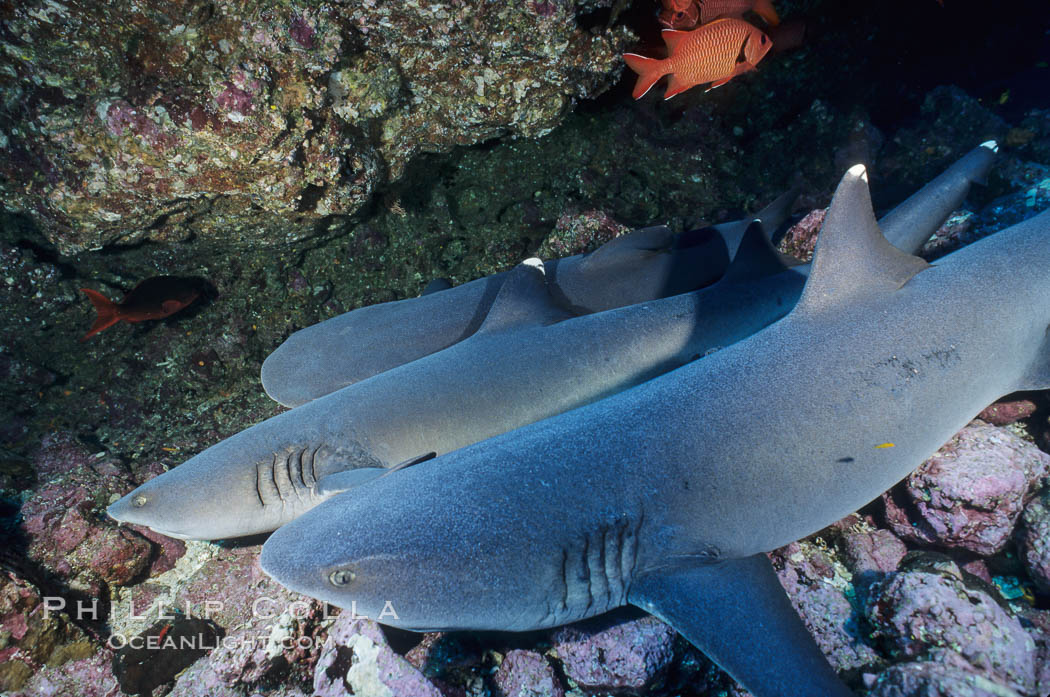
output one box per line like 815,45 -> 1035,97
494,650 -> 565,697
881,421 -> 1050,555
538,209 -> 631,258
865,569 -> 1037,694
313,615 -> 441,697
550,613 -> 676,692
777,207 -> 826,261
771,541 -> 882,673
1020,489 -> 1050,594
19,434 -> 154,589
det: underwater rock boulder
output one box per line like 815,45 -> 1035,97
1020,489 -> 1050,594
313,615 -> 441,697
978,397 -> 1040,426
494,649 -> 565,697
865,568 -> 1037,694
549,612 -> 676,692
1,0 -> 633,254
881,422 -> 1050,555
867,657 -> 1025,697
771,541 -> 882,673
839,526 -> 908,578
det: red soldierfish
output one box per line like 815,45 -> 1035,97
659,0 -> 780,30
658,0 -> 699,30
623,18 -> 772,100
79,276 -> 206,341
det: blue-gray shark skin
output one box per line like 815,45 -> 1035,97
107,227 -> 805,540
107,143 -> 996,541
260,164 -> 1048,697
259,193 -> 799,408
260,142 -> 995,408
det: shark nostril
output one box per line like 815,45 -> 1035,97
133,495 -> 149,508
329,568 -> 356,587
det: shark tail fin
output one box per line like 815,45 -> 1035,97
79,288 -> 121,341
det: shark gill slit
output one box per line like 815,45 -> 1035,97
554,516 -> 641,624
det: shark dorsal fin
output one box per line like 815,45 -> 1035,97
720,220 -> 800,283
796,165 -> 930,313
577,225 -> 675,274
479,258 -> 571,333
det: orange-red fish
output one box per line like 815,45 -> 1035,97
79,276 -> 206,341
623,18 -> 772,99
658,0 -> 699,30
659,0 -> 780,30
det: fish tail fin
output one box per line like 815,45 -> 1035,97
753,0 -> 780,26
79,288 -> 120,341
623,53 -> 668,100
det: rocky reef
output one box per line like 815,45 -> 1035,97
1,0 -> 632,254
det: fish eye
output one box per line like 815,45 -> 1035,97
133,495 -> 149,508
329,568 -> 356,587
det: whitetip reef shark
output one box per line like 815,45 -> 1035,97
107,143 -> 996,541
260,163 -> 1049,697
261,144 -> 996,408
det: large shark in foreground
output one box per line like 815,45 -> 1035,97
260,142 -> 994,407
107,143 -> 997,541
260,167 -> 1050,697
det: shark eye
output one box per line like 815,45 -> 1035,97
329,568 -> 356,587
133,495 -> 148,508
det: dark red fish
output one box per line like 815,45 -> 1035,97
659,0 -> 780,30
79,276 -> 206,341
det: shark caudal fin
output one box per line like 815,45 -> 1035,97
878,140 -> 999,255
794,165 -> 930,315
628,555 -> 854,697
623,53 -> 669,100
753,0 -> 781,26
79,288 -> 121,341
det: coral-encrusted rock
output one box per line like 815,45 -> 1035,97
0,573 -> 96,692
313,615 -> 441,697
550,612 -> 675,692
1020,489 -> 1050,594
777,208 -> 825,261
978,398 -> 1040,427
538,209 -> 630,258
494,649 -> 564,697
840,526 -> 908,578
881,422 -> 1050,555
4,651 -> 119,697
772,541 -> 882,673
2,0 -> 633,254
868,658 -> 1025,697
19,435 -> 154,591
865,569 -> 1037,694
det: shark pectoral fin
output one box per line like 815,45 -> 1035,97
576,226 -> 676,273
314,468 -> 388,496
719,220 -> 800,283
421,278 -> 453,295
479,259 -> 573,333
379,452 -> 437,478
628,554 -> 855,697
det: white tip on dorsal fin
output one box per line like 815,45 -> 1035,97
720,220 -> 800,283
796,165 -> 930,314
479,258 -> 572,333
577,225 -> 675,273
